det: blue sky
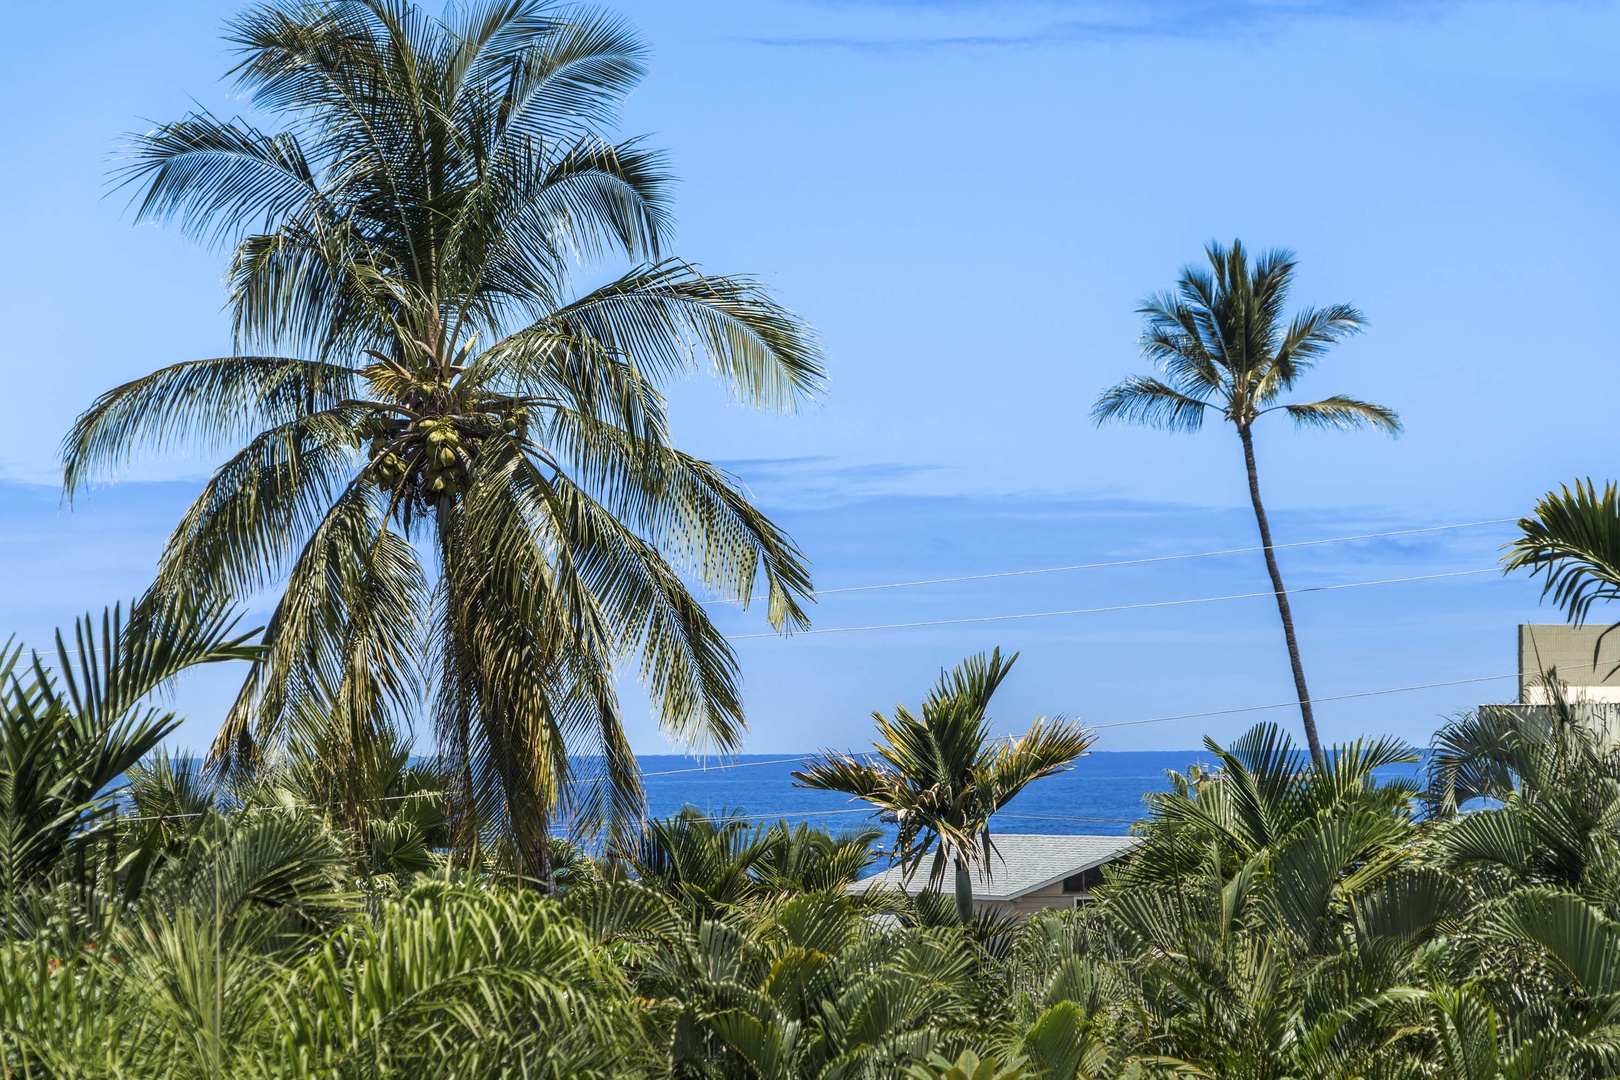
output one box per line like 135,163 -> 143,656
1,0 -> 1615,755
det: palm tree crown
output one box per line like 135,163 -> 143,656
1093,240 -> 1399,764
1093,240 -> 1396,437
793,649 -> 1094,922
60,0 -> 825,881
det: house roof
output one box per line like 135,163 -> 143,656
852,833 -> 1141,902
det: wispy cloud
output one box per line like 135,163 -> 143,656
718,455 -> 945,509
746,0 -> 1493,51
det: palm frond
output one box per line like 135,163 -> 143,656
210,479 -> 425,773
1266,303 -> 1366,389
1505,480 -> 1620,625
547,260 -> 825,412
1280,395 -> 1401,433
150,407 -> 366,603
116,111 -> 320,249
61,357 -> 354,498
1091,375 -> 1210,431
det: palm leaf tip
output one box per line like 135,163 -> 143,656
1091,376 -> 1209,431
1503,479 -> 1620,624
1282,396 -> 1401,434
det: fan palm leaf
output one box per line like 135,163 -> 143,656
0,598 -> 259,934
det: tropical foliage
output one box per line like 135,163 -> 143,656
12,596 -> 1620,1077
793,649 -> 1095,921
61,0 -> 824,884
1093,240 -> 1399,764
1506,479 -> 1620,628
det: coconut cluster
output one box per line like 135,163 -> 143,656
360,404 -> 529,502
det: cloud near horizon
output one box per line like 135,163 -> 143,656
744,0 -> 1516,51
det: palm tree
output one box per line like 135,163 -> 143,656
618,808 -> 879,915
1093,240 -> 1399,764
1504,480 -> 1620,626
792,650 -> 1094,923
60,0 -> 825,885
0,598 -> 259,935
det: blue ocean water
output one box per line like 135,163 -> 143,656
636,750 -> 1428,854
642,750 -> 1215,843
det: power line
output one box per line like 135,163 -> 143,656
116,674 -> 1523,822
120,796 -> 875,828
638,807 -> 875,824
641,671 -> 1524,778
997,812 -> 1141,825
114,672 -> 1519,824
1091,673 -> 1519,731
727,566 -> 1504,640
116,789 -> 442,824
22,518 -> 1516,663
644,754 -> 815,777
704,517 -> 1516,607
642,733 -> 1041,777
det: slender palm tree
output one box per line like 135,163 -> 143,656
793,650 -> 1094,922
60,0 -> 825,885
1093,240 -> 1399,764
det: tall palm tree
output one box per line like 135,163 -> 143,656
60,0 -> 825,885
793,650 -> 1094,922
1092,240 -> 1399,764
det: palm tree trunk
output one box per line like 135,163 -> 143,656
435,499 -> 557,894
435,505 -> 479,868
953,854 -> 974,923
1238,424 -> 1324,765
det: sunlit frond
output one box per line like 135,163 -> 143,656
548,260 -> 826,412
117,111 -> 319,249
794,650 -> 1090,918
1281,395 -> 1401,433
152,408 -> 365,602
211,479 -> 426,772
1505,480 -> 1620,626
61,357 -> 354,498
1091,375 -> 1210,431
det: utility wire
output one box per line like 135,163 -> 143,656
644,754 -> 818,777
116,673 -> 1523,820
115,668 -> 1514,825
1090,673 -> 1519,730
704,517 -> 1515,607
117,789 -> 442,824
993,814 -> 1129,824
641,671 -> 1523,776
25,521 -> 1516,660
727,566 -> 1503,640
119,796 -> 877,827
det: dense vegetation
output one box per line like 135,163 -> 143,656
8,596 -> 1620,1078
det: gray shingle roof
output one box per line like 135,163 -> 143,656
853,833 -> 1141,902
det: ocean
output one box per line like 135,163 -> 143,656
641,750 -> 1217,851
635,750 -> 1429,855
